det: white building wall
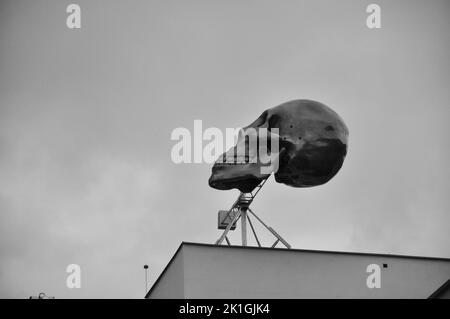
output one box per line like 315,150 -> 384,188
148,248 -> 185,299
148,243 -> 450,299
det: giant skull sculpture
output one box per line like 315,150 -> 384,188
208,99 -> 349,193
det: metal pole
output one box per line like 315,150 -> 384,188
241,208 -> 247,246
144,265 -> 149,295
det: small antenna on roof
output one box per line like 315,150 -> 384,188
143,264 -> 149,295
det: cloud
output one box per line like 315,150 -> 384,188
0,147 -> 163,297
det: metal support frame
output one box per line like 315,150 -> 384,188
215,177 -> 291,249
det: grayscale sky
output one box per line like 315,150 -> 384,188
0,0 -> 449,298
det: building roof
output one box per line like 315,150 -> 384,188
180,241 -> 450,261
146,242 -> 450,299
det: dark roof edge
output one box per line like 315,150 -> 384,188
428,279 -> 450,299
181,241 -> 450,262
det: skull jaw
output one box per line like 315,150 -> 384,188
208,163 -> 270,193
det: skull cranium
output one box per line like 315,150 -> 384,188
208,99 -> 349,192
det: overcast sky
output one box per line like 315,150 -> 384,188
0,0 -> 449,298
